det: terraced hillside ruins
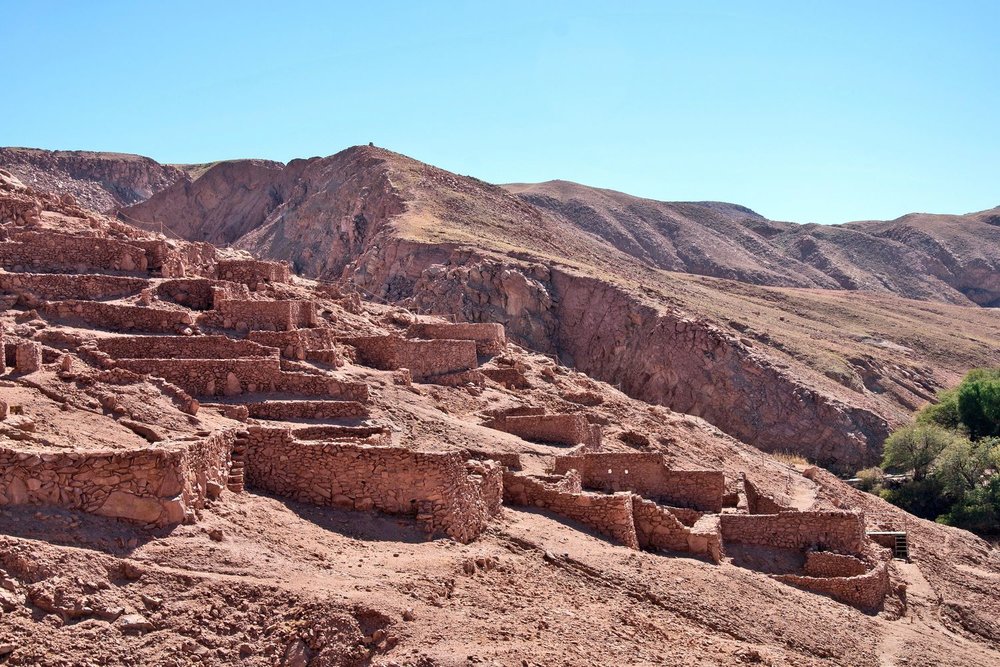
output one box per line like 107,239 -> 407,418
1,166 -> 998,666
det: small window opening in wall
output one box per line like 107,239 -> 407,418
624,469 -> 629,475
608,469 -> 613,474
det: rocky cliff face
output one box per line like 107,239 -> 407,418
0,147 -> 184,212
348,241 -> 891,471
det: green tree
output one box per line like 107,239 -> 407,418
916,388 -> 961,430
957,377 -> 1000,439
939,476 -> 1000,534
933,437 -> 992,498
881,423 -> 955,481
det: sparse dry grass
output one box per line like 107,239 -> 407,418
771,451 -> 810,467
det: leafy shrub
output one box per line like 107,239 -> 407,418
855,467 -> 884,493
957,375 -> 1000,439
881,424 -> 955,480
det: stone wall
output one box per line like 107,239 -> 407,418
719,511 -> 867,555
344,335 -> 479,381
0,231 -> 148,274
502,470 -> 639,549
407,322 -> 506,355
13,341 -> 42,374
43,300 -> 193,333
156,278 -> 248,310
489,414 -> 601,448
743,475 -> 789,514
216,258 -> 290,288
243,426 -> 501,543
0,430 -> 235,527
248,329 -> 340,361
0,273 -> 148,303
97,335 -> 278,360
773,561 -> 890,610
112,356 -> 367,400
217,299 -> 316,331
803,551 -> 869,577
244,400 -> 369,421
552,452 -> 724,512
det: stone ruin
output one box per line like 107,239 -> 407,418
504,450 -> 892,610
0,205 -> 895,608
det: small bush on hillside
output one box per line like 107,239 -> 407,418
855,467 -> 884,493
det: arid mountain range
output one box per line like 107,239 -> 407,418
1,147 -> 999,666
3,145 -> 999,472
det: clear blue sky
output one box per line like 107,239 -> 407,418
3,1 -> 997,223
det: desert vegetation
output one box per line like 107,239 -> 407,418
859,369 -> 1000,535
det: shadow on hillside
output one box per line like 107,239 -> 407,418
252,490 -> 431,545
0,505 -> 170,556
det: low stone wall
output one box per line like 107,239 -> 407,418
489,414 -> 601,448
774,561 -> 890,610
0,273 -> 148,302
0,232 -> 148,274
0,430 -> 235,527
804,551 -> 869,577
112,356 -> 368,401
407,322 -> 506,355
743,475 -> 789,514
97,335 -> 278,360
502,470 -> 639,549
719,511 -> 867,555
245,400 -> 369,421
630,497 -> 722,561
552,452 -> 724,512
344,335 -> 479,381
218,299 -> 316,331
244,426 -> 501,543
290,425 -> 390,443
156,278 -> 248,310
248,329 -> 340,361
14,341 -> 42,374
216,258 -> 290,288
43,301 -> 193,333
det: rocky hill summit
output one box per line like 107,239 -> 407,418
0,148 -> 185,213
0,171 -> 998,665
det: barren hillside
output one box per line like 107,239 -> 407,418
1,171 -> 998,666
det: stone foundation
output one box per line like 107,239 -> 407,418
0,273 -> 148,303
0,430 -> 236,527
216,258 -> 290,288
244,400 -> 369,421
0,231 -> 148,274
719,511 -> 867,554
407,322 -> 506,355
489,413 -> 601,448
217,298 -> 317,331
248,329 -> 341,362
773,561 -> 890,610
502,470 -> 639,549
43,300 -> 194,333
343,335 -> 479,382
97,335 -> 278,360
243,426 -> 501,543
553,452 -> 724,512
